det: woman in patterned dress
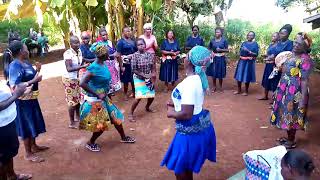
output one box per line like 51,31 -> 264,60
270,33 -> 313,149
91,27 -> 121,97
79,45 -> 135,152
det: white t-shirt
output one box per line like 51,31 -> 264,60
0,81 -> 17,127
171,75 -> 204,115
63,48 -> 83,79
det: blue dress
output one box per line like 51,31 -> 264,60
234,41 -> 259,83
159,39 -> 180,82
116,38 -> 137,83
185,35 -> 205,49
206,38 -> 228,79
261,43 -> 278,91
80,44 -> 96,60
9,60 -> 46,139
161,76 -> 216,174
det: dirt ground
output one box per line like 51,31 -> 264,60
3,54 -> 320,180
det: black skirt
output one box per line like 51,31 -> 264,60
0,121 -> 19,164
159,58 -> 179,83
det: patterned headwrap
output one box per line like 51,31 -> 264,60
297,32 -> 312,48
93,44 -> 108,58
188,46 -> 212,91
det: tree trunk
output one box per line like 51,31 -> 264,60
107,2 -> 115,43
115,0 -> 125,38
136,0 -> 144,36
187,14 -> 195,29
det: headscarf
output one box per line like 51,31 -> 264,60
93,44 -> 108,58
188,46 -> 212,91
143,23 -> 152,30
279,24 -> 293,35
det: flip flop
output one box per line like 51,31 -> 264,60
281,141 -> 297,149
258,97 -> 268,100
68,124 -> 78,129
15,173 -> 33,180
233,91 -> 241,95
24,155 -> 45,163
120,136 -> 136,143
242,92 -> 248,96
276,137 -> 288,144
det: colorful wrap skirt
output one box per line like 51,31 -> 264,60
79,96 -> 124,132
62,77 -> 81,106
133,74 -> 155,99
161,109 -> 216,174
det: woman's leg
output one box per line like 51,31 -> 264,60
129,99 -> 141,120
234,81 -> 242,94
114,124 -> 126,140
146,98 -> 155,112
175,171 -> 193,180
124,83 -> 129,100
23,137 -> 44,162
219,78 -> 223,92
259,89 -> 269,100
31,138 -> 49,152
164,82 -> 169,92
68,105 -> 77,127
89,131 -> 104,145
131,81 -> 135,96
242,82 -> 250,96
212,78 -> 217,92
75,104 -> 80,121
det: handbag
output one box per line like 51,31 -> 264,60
244,154 -> 271,180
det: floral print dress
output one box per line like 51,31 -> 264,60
270,51 -> 313,130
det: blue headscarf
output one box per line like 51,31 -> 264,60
188,46 -> 212,91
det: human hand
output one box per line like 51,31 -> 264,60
35,62 -> 41,72
82,63 -> 90,68
167,106 -> 175,118
13,83 -> 28,97
33,73 -> 42,83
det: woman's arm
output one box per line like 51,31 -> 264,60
65,59 -> 88,72
167,104 -> 194,120
0,84 -> 27,111
82,57 -> 96,63
80,72 -> 99,98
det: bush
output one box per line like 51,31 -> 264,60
0,17 -> 38,43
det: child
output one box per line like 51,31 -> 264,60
281,149 -> 315,180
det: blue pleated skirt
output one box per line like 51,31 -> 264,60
261,63 -> 279,92
234,59 -> 256,83
161,110 -> 216,174
15,99 -> 46,139
206,56 -> 226,79
159,59 -> 179,83
120,63 -> 133,83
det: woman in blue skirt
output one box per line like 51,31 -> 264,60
234,31 -> 259,96
8,41 -> 48,163
206,27 -> 229,92
161,46 -> 216,180
184,25 -> 205,51
159,30 -> 180,92
259,32 -> 280,100
116,27 -> 138,100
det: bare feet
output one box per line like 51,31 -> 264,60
31,145 -> 49,153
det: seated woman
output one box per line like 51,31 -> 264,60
270,33 -> 314,149
79,45 -> 135,152
281,149 -> 315,180
161,46 -> 216,180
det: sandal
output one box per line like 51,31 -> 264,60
24,155 -> 45,163
282,141 -> 297,149
15,173 -> 32,180
276,137 -> 288,144
211,88 -> 217,93
68,124 -> 78,129
233,91 -> 241,95
258,97 -> 268,100
85,143 -> 101,152
242,92 -> 248,96
120,136 -> 136,143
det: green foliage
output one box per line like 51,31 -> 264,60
0,17 -> 38,43
309,30 -> 320,68
224,19 -> 253,50
42,13 -> 64,46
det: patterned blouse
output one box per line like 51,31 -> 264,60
131,52 -> 155,78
